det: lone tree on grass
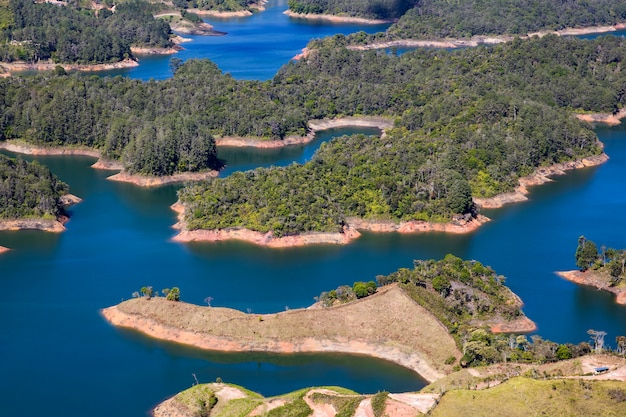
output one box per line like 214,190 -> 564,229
588,329 -> 607,353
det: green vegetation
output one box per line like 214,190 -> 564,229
287,0 -> 414,20
343,0 -> 626,45
376,255 -> 521,337
370,390 -> 388,417
266,389 -> 311,417
0,154 -> 69,220
310,391 -> 363,417
0,0 -> 172,64
430,377 -> 626,417
574,236 -> 626,285
179,35 -> 621,235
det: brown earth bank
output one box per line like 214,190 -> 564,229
575,107 -> 626,126
284,9 -> 393,24
557,270 -> 626,305
130,45 -> 182,55
0,58 -> 138,75
107,170 -> 218,187
474,153 -> 609,209
102,284 -> 461,382
171,201 -> 489,247
0,193 -> 81,233
215,116 -> 394,148
347,22 -> 626,51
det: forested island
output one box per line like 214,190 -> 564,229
558,236 -> 626,305
0,153 -> 77,232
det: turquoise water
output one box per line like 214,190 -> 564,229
3,5 -> 626,416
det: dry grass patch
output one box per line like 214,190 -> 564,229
110,284 -> 460,379
430,377 -> 626,417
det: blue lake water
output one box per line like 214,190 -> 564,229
3,4 -> 626,417
96,0 -> 389,81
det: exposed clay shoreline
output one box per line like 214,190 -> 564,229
474,153 -> 609,209
102,285 -> 460,382
0,58 -> 138,75
284,9 -> 393,24
557,270 -> 626,305
215,116 -> 394,148
130,45 -> 182,56
0,246 -> 9,254
171,197 -> 490,247
575,107 -> 626,126
171,152 -> 608,247
187,0 -> 268,17
347,22 -> 626,51
0,141 -> 218,187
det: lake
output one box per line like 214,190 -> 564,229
2,3 -> 626,417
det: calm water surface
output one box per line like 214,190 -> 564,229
3,6 -> 626,417
96,0 -> 389,80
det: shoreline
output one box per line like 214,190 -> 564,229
171,152 -> 608,248
283,10 -> 393,25
575,107 -> 626,126
0,58 -> 138,75
171,199 -> 490,247
101,285 -> 460,382
0,141 -> 218,187
130,45 -> 181,56
0,193 -> 82,233
556,270 -> 626,305
0,245 -> 10,253
474,153 -> 609,209
215,116 -> 394,148
347,22 -> 626,51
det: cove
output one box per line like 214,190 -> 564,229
96,0 -> 390,81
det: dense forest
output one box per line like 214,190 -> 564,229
178,35 -> 623,235
1,35 -> 624,213
287,0 -> 415,20
337,0 -> 626,44
0,154 -> 69,219
0,0 -> 172,64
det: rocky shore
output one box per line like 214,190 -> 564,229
557,270 -> 626,305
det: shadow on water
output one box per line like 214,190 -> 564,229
115,327 -> 428,396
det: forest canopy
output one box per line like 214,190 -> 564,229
0,154 -> 69,219
0,36 -> 624,226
